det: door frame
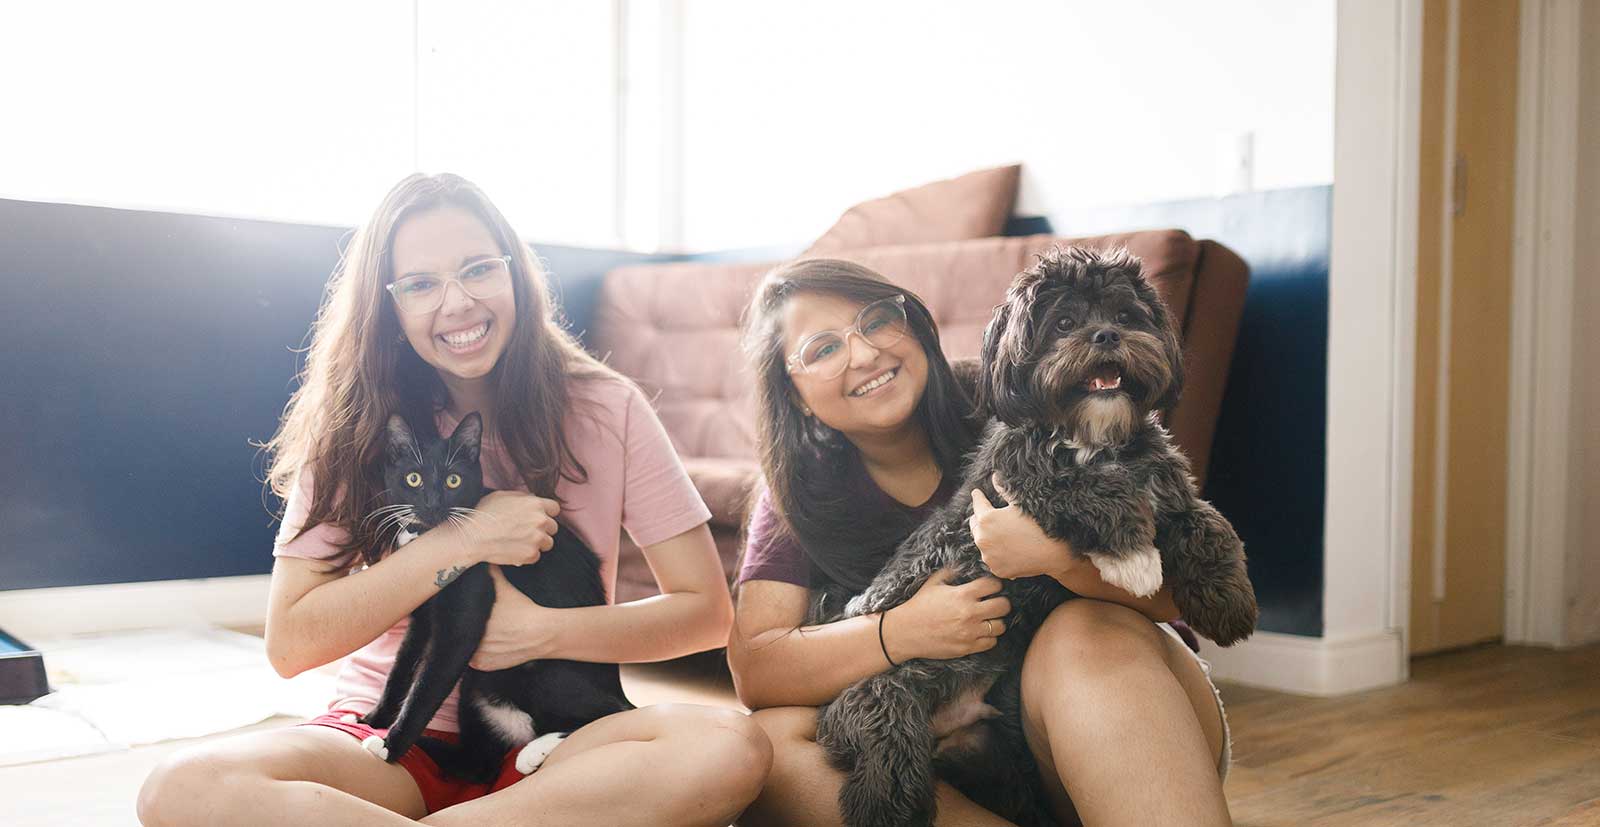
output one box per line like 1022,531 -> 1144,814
1504,0 -> 1583,647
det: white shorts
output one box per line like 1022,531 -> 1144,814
1158,622 -> 1232,781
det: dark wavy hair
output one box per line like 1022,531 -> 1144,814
742,259 -> 984,594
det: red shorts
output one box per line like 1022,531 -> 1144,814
301,709 -> 530,814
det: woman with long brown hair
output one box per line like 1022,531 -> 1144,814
729,259 -> 1237,826
137,173 -> 769,826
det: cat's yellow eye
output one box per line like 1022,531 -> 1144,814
405,472 -> 423,488
445,473 -> 462,489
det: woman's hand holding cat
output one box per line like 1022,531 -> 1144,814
468,565 -> 556,671
468,490 -> 562,566
883,568 -> 1011,662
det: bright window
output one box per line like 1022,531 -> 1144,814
0,1 -> 618,245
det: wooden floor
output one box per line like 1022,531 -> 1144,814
5,644 -> 1598,825
1222,643 -> 1600,826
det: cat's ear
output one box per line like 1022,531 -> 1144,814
450,411 -> 483,462
386,414 -> 419,460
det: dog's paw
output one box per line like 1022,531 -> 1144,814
360,735 -> 390,761
1090,548 -> 1163,598
514,732 -> 567,775
843,594 -> 868,617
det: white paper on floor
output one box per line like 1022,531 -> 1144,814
0,627 -> 335,767
0,705 -> 119,766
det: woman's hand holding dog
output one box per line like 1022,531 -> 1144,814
971,477 -> 1180,619
464,490 -> 561,567
883,569 -> 1011,662
970,473 -> 1088,581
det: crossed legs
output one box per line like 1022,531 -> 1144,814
137,703 -> 770,827
743,600 -> 1228,827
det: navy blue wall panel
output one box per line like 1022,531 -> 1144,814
1047,186 -> 1331,636
0,200 -> 339,589
0,199 -> 659,590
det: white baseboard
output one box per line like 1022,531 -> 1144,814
1197,629 -> 1406,697
0,576 -> 271,641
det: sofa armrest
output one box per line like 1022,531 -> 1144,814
1166,240 -> 1249,492
682,456 -> 761,530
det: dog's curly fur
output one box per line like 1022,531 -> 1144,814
811,247 -> 1258,827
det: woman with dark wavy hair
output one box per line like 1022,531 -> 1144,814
729,258 -> 1234,826
137,173 -> 769,826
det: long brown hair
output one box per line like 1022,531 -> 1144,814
264,173 -> 617,569
743,259 -> 983,594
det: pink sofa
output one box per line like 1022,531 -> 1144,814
589,230 -> 1249,603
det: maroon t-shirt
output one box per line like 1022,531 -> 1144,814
736,465 -> 1204,652
738,471 -> 959,589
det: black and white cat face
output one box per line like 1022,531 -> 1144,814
381,412 -> 486,534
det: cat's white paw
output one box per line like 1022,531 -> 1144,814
1089,548 -> 1164,598
338,713 -> 359,724
514,732 -> 567,775
360,735 -> 390,761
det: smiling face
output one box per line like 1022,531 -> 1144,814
782,291 -> 929,440
389,206 -> 516,394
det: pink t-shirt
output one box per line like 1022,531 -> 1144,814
273,375 -> 711,732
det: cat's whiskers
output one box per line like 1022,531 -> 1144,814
455,507 -> 502,528
457,517 -> 490,553
362,504 -> 412,528
447,508 -> 486,546
445,511 -> 471,544
374,506 -> 420,541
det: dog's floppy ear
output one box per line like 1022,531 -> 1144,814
978,288 -> 1038,426
976,302 -> 1008,419
1134,272 -> 1186,410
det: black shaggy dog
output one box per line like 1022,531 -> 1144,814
811,247 -> 1258,827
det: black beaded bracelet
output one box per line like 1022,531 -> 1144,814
878,609 -> 898,667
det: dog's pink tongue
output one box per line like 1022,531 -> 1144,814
1088,366 -> 1123,392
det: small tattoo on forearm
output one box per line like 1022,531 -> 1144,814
435,565 -> 467,588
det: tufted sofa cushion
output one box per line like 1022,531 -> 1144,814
802,164 -> 1022,256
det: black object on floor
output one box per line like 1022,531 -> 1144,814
0,627 -> 48,704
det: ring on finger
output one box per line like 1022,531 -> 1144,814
984,619 -> 996,637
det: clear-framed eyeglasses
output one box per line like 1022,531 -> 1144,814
786,294 -> 910,380
386,255 -> 513,315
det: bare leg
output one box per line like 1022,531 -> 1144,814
140,704 -> 768,827
742,706 -> 1016,827
137,725 -> 429,826
421,704 -> 769,827
1020,600 -> 1229,827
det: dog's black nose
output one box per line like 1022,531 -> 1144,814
1092,328 -> 1121,347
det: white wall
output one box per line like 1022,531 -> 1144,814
0,1 -> 1336,251
677,0 -> 1335,249
0,1 -> 412,225
0,1 -> 619,245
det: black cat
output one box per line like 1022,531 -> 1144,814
355,412 -> 633,782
